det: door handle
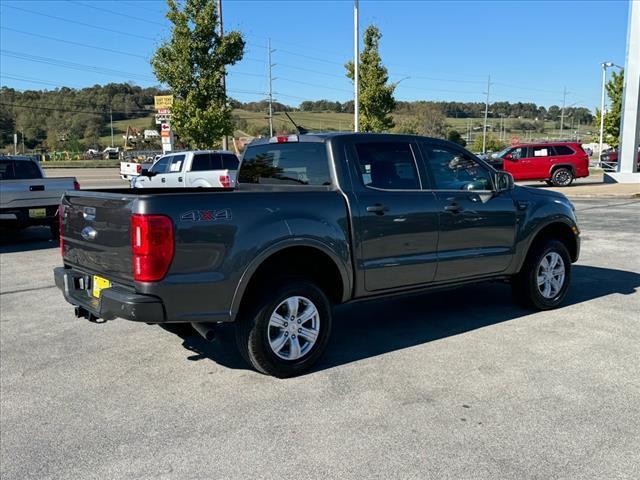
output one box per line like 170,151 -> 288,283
444,198 -> 462,213
161,177 -> 166,183
366,204 -> 386,215
444,203 -> 461,213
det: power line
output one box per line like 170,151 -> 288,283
0,4 -> 157,41
0,27 -> 150,60
66,0 -> 166,26
0,101 -> 150,116
1,50 -> 156,82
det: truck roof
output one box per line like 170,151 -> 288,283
246,132 -> 442,147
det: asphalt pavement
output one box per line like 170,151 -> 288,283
1,199 -> 639,479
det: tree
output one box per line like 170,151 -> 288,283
416,104 -> 447,138
594,69 -> 624,148
447,129 -> 466,147
151,0 -> 245,148
345,25 -> 396,132
472,134 -> 505,152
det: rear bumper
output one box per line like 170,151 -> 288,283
0,205 -> 58,227
54,267 -> 165,322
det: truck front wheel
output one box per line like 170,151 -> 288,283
235,279 -> 332,378
512,239 -> 571,310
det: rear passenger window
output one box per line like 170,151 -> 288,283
221,154 -> 239,170
354,142 -> 420,190
191,153 -> 223,171
553,145 -> 574,156
531,146 -> 550,157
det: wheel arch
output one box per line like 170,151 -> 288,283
518,220 -> 579,272
230,240 -> 352,321
550,163 -> 576,176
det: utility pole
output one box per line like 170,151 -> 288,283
217,0 -> 228,150
267,38 -> 275,137
482,75 -> 491,154
21,130 -> 25,153
110,107 -> 114,147
353,0 -> 359,132
560,86 -> 567,137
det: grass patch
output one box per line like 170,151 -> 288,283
42,161 -> 120,168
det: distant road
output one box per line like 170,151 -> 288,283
43,168 -> 128,189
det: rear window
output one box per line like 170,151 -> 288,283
0,159 -> 42,180
239,143 -> 331,186
553,145 -> 575,156
191,153 -> 222,171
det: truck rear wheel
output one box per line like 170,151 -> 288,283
235,279 -> 332,378
512,239 -> 571,310
550,168 -> 574,187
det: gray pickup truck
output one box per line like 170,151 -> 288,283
1,155 -> 79,239
54,133 -> 580,377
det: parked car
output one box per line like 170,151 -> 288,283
132,150 -> 239,188
599,148 -> 640,171
0,155 -> 79,239
54,133 -> 580,377
490,142 -> 590,186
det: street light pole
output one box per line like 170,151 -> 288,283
482,75 -> 491,154
598,62 -> 614,162
217,0 -> 228,150
353,0 -> 359,132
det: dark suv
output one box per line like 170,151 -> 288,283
491,142 -> 590,186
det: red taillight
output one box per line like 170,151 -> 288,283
131,214 -> 174,282
219,175 -> 231,188
73,180 -> 80,190
136,164 -> 142,173
58,205 -> 64,255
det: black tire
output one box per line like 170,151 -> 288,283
550,167 -> 574,187
235,278 -> 332,378
545,180 -> 553,186
512,239 -> 571,310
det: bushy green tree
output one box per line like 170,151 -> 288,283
472,134 -> 505,152
345,25 -> 396,132
594,69 -> 624,148
151,0 -> 245,148
447,129 -> 466,147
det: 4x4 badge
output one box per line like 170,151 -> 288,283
180,209 -> 232,222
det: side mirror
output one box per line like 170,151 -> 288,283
495,171 -> 514,192
140,169 -> 157,177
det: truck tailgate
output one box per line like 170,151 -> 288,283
0,177 -> 76,208
61,192 -> 135,284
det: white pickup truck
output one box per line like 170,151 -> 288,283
0,156 -> 79,239
132,150 -> 239,188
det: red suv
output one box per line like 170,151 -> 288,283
492,142 -> 589,186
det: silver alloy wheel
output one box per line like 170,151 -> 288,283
267,296 -> 320,360
537,252 -> 566,299
554,169 -> 572,186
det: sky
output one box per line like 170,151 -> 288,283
0,0 -> 632,111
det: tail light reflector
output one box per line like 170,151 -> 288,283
131,214 -> 174,282
136,164 -> 142,174
219,175 -> 231,188
73,180 -> 81,190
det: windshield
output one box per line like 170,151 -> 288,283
493,147 -> 511,159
